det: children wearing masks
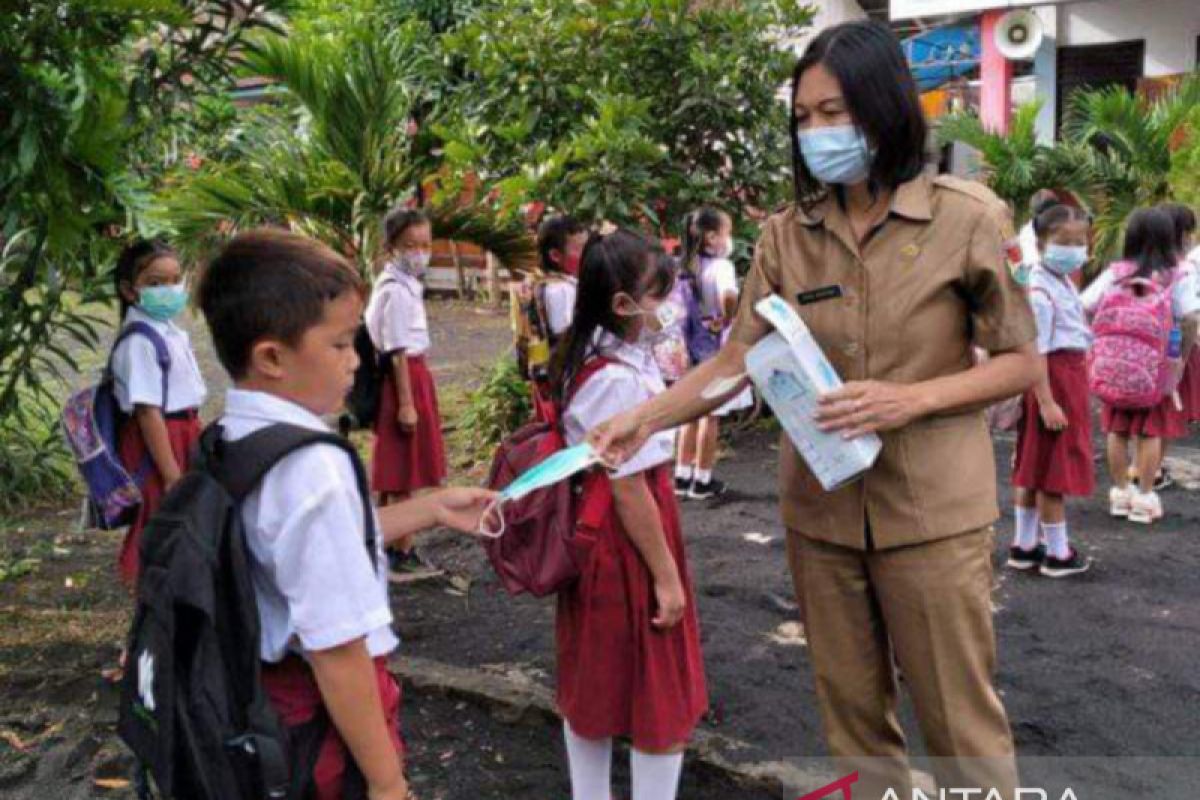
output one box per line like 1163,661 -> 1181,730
551,230 -> 707,800
1083,207 -> 1200,523
110,239 -> 206,587
1009,205 -> 1093,577
674,208 -> 743,499
198,228 -> 495,800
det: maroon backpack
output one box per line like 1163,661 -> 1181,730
483,357 -> 614,597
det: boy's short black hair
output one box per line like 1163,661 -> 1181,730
198,228 -> 365,379
536,214 -> 586,273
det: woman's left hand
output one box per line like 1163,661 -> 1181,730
433,487 -> 500,534
814,381 -> 929,439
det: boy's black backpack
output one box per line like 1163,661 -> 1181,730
118,422 -> 378,800
343,324 -> 388,432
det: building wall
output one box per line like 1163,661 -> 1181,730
1058,0 -> 1199,77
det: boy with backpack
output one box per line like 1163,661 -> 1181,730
119,228 -> 494,800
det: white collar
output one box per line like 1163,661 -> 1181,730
224,388 -> 331,433
382,262 -> 423,291
593,328 -> 655,371
125,305 -> 182,334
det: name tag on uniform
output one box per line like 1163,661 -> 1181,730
796,285 -> 843,305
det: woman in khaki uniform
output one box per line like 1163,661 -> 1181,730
590,21 -> 1039,800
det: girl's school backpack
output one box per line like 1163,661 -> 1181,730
1087,261 -> 1178,410
342,273 -> 398,432
678,270 -> 721,365
61,323 -> 170,530
482,357 -> 614,597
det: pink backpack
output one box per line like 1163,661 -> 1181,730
1087,262 -> 1178,409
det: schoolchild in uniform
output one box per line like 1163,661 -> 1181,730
553,230 -> 707,800
1009,204 -> 1094,577
1083,207 -> 1200,524
111,239 -> 206,587
198,229 -> 494,800
1162,203 -> 1199,430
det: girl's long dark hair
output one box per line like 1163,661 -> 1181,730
550,229 -> 673,402
680,207 -> 727,279
115,239 -> 176,319
1159,201 -> 1196,255
1123,207 -> 1179,280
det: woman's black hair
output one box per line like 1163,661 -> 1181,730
1032,203 -> 1089,240
1122,207 -> 1180,279
114,239 -> 176,319
1159,202 -> 1196,255
789,20 -> 927,209
680,207 -> 728,278
381,206 -> 431,254
550,229 -> 673,402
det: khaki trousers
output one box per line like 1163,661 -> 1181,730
786,527 -> 1018,800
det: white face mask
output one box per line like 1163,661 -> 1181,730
709,237 -> 734,260
616,294 -> 678,347
396,251 -> 431,278
477,443 -> 603,538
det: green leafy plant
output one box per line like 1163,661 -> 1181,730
455,357 -> 531,466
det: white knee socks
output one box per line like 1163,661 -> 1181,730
631,748 -> 684,800
1012,505 -> 1039,550
564,722 -> 612,800
563,722 -> 685,800
1043,521 -> 1070,560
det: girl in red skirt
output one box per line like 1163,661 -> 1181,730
110,240 -> 207,588
1163,203 -> 1199,428
1082,208 -> 1200,524
1010,205 -> 1093,578
365,208 -> 448,570
553,229 -> 707,800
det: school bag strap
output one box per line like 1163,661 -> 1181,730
203,423 -> 379,569
109,321 -> 171,409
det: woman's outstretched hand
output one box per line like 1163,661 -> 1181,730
432,487 -> 500,534
814,380 -> 929,439
587,410 -> 653,467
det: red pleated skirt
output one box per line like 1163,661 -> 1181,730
1101,384 -> 1188,440
117,411 -> 202,587
262,655 -> 404,800
1013,351 -> 1094,496
556,465 -> 708,750
1179,349 -> 1200,424
371,355 -> 447,495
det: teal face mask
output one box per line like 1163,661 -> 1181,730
138,284 -> 189,322
796,124 -> 873,185
477,443 -> 603,538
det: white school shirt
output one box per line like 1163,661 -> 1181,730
562,330 -> 675,480
1018,221 -> 1040,270
1080,263 -> 1200,320
220,389 -> 398,663
542,276 -> 577,337
365,264 -> 431,356
696,256 -> 738,319
1027,265 -> 1092,354
110,306 -> 207,414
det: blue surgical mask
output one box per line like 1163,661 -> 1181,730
796,124 -> 873,185
138,284 -> 188,322
1042,244 -> 1088,276
478,443 -> 603,538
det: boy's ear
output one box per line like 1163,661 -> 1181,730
246,338 -> 289,381
548,247 -> 563,268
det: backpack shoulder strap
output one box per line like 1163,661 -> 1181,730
1028,285 -> 1058,339
111,321 -> 172,408
210,423 -> 378,567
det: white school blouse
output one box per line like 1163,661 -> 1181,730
365,264 -> 431,356
696,256 -> 738,319
562,330 -> 675,480
220,389 -> 398,663
1026,265 -> 1092,354
542,276 -> 578,337
110,306 -> 207,414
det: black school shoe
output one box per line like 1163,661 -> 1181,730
1039,549 -> 1092,578
674,476 -> 693,497
688,477 -> 727,500
1005,543 -> 1046,571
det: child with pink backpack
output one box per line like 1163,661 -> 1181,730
1082,208 -> 1200,524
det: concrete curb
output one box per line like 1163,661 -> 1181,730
391,654 -> 910,798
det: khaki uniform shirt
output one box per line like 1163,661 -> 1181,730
729,173 -> 1036,550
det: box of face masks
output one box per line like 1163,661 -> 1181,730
745,295 -> 882,491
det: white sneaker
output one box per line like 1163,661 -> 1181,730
1108,485 -> 1132,518
1128,490 -> 1163,524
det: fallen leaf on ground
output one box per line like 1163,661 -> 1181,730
1,730 -> 28,751
94,778 -> 131,790
767,621 -> 807,647
742,532 -> 775,545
